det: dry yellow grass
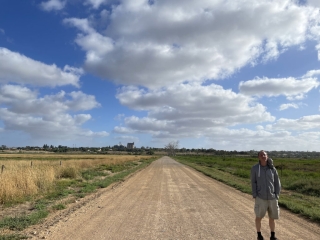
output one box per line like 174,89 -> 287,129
0,154 -> 152,204
0,164 -> 55,204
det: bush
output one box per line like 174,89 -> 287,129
58,167 -> 79,179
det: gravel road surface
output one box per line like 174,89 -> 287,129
31,156 -> 320,240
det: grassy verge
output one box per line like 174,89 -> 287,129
0,234 -> 28,240
174,155 -> 320,224
0,156 -> 157,238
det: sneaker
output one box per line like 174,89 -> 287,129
270,237 -> 278,240
257,236 -> 264,240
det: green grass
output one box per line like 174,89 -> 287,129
174,155 -> 320,223
0,199 -> 50,232
0,234 -> 28,240
45,179 -> 76,200
98,162 -> 138,173
51,203 -> 66,210
78,182 -> 97,193
0,210 -> 48,231
81,168 -> 108,180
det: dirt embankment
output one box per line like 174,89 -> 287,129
25,157 -> 320,240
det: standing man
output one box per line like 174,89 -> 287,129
251,150 -> 281,240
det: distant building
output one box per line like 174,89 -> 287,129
127,142 -> 134,149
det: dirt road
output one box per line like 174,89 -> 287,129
31,157 -> 320,239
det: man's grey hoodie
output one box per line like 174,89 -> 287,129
251,158 -> 281,200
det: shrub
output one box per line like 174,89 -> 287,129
58,167 -> 79,179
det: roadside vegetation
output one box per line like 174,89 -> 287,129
0,154 -> 157,239
174,155 -> 320,224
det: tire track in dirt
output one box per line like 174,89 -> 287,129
29,157 -> 320,240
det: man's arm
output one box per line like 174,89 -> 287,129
274,169 -> 281,199
251,167 -> 257,198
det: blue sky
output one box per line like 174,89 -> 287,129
1,0 -> 320,151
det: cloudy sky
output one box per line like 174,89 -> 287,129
1,0 -> 320,151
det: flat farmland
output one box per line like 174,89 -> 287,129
174,154 -> 320,223
19,157 -> 320,240
0,153 -> 156,239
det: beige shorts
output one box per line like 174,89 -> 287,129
254,197 -> 280,219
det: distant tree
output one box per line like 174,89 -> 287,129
164,141 -> 179,156
146,149 -> 154,155
43,144 -> 49,149
80,147 -> 87,152
180,148 -> 186,153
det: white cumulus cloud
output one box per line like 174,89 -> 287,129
40,0 -> 66,11
0,84 -> 107,140
279,103 -> 299,111
0,48 -> 82,87
84,0 -> 109,9
307,0 -> 320,8
272,115 -> 320,131
303,69 -> 320,77
115,82 -> 275,138
239,77 -> 319,99
64,0 -> 320,88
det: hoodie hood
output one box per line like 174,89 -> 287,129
258,158 -> 274,177
267,158 -> 275,169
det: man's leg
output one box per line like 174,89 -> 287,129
255,217 -> 262,231
255,197 -> 267,239
269,218 -> 275,232
256,217 -> 264,239
268,199 -> 279,239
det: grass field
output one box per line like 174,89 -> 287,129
0,154 -> 155,205
2,153 -> 320,238
174,155 -> 320,223
0,154 -> 157,239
